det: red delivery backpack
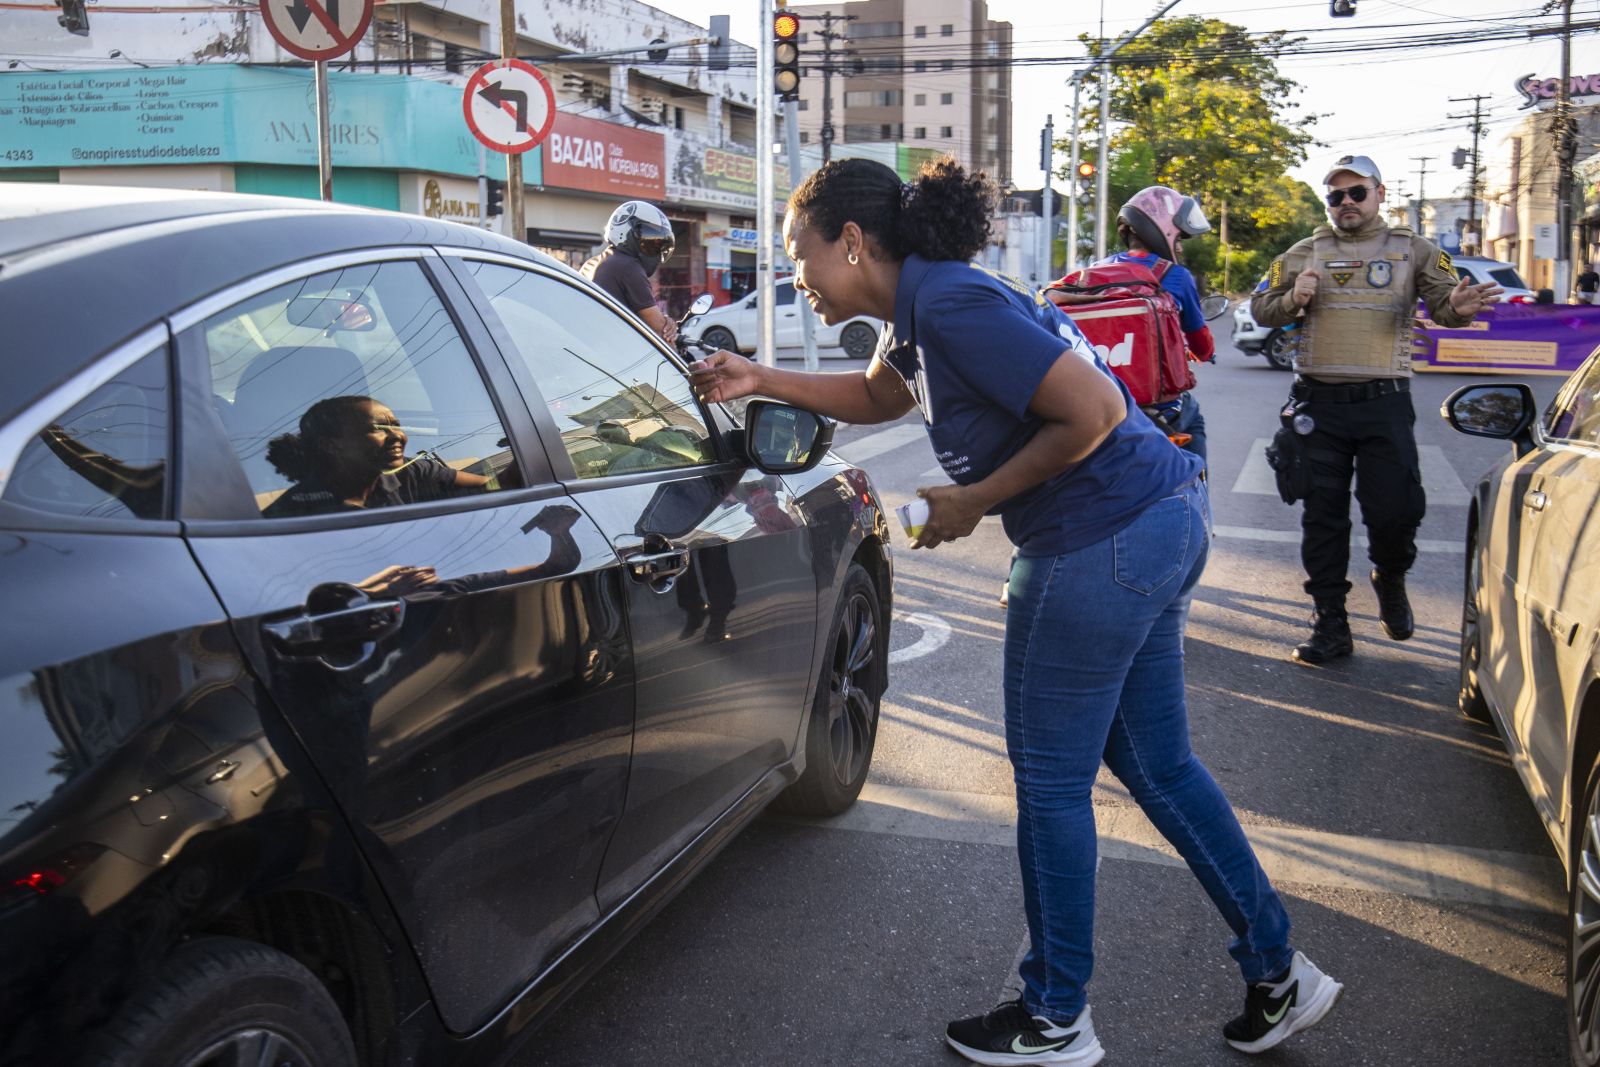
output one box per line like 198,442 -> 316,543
1045,260 -> 1194,406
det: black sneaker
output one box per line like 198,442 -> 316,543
945,999 -> 1104,1066
1291,602 -> 1353,666
1223,951 -> 1343,1054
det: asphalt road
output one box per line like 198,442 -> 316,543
514,335 -> 1571,1067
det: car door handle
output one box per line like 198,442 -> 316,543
614,534 -> 691,583
1526,490 -> 1548,512
263,585 -> 405,654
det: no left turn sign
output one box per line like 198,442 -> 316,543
260,0 -> 373,62
463,60 -> 556,155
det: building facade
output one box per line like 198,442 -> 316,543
787,0 -> 1012,184
1480,101 -> 1600,290
1,0 -> 790,313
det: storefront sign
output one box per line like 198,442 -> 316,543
402,174 -> 483,226
1516,71 -> 1600,109
666,131 -> 789,211
0,65 -> 517,181
1415,303 -> 1600,375
541,112 -> 663,197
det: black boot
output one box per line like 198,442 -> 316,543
1292,601 -> 1353,666
1369,568 -> 1414,641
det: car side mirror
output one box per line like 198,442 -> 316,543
689,293 -> 715,315
1441,383 -> 1536,450
740,399 -> 835,474
1200,294 -> 1230,321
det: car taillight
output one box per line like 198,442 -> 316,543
1508,295 -> 1534,304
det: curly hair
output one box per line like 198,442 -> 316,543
787,155 -> 997,262
265,394 -> 372,483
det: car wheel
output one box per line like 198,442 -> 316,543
1265,328 -> 1296,371
1570,754 -> 1600,1065
84,937 -> 356,1067
840,322 -> 877,359
774,562 -> 885,816
1459,524 -> 1492,723
701,326 -> 738,354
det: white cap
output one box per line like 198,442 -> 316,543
1322,154 -> 1382,186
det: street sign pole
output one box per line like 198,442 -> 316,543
1066,78 -> 1083,273
500,0 -> 525,242
1040,114 -> 1054,284
784,96 -> 818,370
315,59 -> 332,201
757,0 -> 776,369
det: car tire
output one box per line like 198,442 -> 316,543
1264,328 -> 1296,371
1459,524 -> 1493,723
1570,753 -> 1600,1066
82,937 -> 356,1067
773,562 -> 885,816
701,326 -> 738,354
840,322 -> 877,359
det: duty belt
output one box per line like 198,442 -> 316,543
1291,377 -> 1410,404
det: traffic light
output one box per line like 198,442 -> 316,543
1451,147 -> 1469,169
1075,161 -> 1096,205
774,11 -> 802,101
56,0 -> 89,35
1075,161 -> 1096,181
485,178 -> 506,218
1330,0 -> 1355,15
708,14 -> 730,72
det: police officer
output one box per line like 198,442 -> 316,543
1252,154 -> 1502,665
581,200 -> 679,344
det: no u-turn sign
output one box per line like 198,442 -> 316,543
463,60 -> 556,155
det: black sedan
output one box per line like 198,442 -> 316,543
0,185 -> 892,1066
1444,363 -> 1600,1066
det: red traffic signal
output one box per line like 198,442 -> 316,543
774,12 -> 802,100
1075,161 -> 1096,179
774,12 -> 801,38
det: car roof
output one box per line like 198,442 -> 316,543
0,183 -> 564,425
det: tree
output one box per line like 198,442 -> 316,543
1071,16 -> 1326,289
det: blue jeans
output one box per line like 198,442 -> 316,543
1004,478 -> 1292,1024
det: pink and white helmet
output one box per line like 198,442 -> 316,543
1118,186 -> 1211,262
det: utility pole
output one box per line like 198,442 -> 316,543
1040,115 -> 1054,284
758,0 -> 777,367
1411,156 -> 1434,234
1555,0 -> 1576,299
1082,0 -> 1185,260
1448,94 -> 1489,242
785,96 -> 820,369
499,0 -> 525,242
1220,200 -> 1230,292
1066,79 -> 1084,272
815,12 -> 854,164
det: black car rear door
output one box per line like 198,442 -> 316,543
444,254 -> 818,911
172,250 -> 634,1035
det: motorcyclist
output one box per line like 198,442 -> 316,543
581,200 -> 679,344
1101,185 -> 1215,462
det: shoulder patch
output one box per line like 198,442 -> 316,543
1270,257 -> 1283,289
1437,250 -> 1453,274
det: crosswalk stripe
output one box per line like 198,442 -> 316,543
776,782 -> 1563,914
1232,437 -> 1471,501
1212,524 -> 1463,554
835,424 -> 928,465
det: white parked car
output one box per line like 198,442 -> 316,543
681,279 -> 882,359
1450,256 -> 1537,303
1232,296 -> 1297,371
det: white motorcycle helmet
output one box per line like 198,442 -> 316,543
605,200 -> 676,275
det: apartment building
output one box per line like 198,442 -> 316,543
788,0 -> 1013,184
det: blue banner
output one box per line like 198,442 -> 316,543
0,65 -> 537,182
1416,302 -> 1600,375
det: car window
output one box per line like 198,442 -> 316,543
463,261 -> 716,480
1489,267 -> 1527,290
201,260 -> 520,518
1546,354 -> 1600,444
775,283 -> 796,306
1454,266 -> 1474,283
3,345 -> 168,521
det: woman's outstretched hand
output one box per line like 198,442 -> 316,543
689,350 -> 764,405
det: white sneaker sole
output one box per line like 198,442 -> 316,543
1225,975 -> 1344,1054
944,1034 -> 1106,1067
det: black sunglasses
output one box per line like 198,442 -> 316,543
1325,185 -> 1372,207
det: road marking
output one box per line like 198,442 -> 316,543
777,782 -> 1563,914
835,424 -> 927,465
889,611 -> 952,664
1211,524 -> 1464,554
1231,438 -> 1471,501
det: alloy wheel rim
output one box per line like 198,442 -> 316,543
1574,784 -> 1600,1062
843,326 -> 874,358
826,591 -> 877,786
181,1028 -> 312,1067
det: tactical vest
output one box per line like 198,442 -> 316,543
1295,228 -> 1416,380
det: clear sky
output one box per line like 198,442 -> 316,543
648,0 -> 1597,200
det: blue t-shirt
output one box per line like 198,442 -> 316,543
880,256 -> 1203,557
1102,250 -> 1205,332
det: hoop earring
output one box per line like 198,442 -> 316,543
847,252 -> 860,266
